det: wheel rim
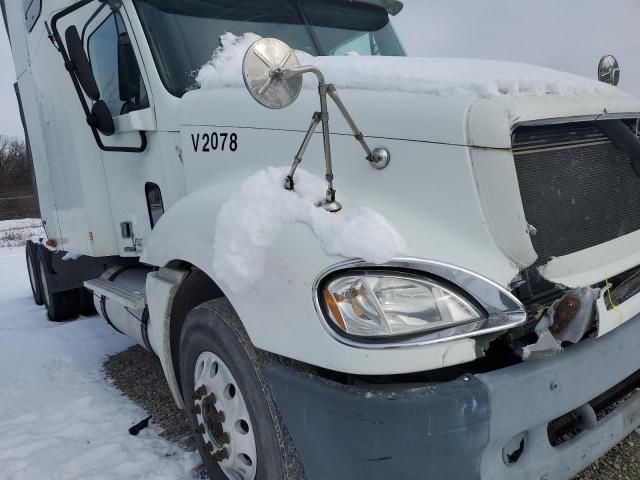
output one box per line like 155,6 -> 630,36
39,261 -> 49,307
193,351 -> 257,480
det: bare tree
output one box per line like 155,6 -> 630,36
0,136 -> 30,189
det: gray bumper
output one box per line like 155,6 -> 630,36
265,314 -> 640,480
478,313 -> 640,480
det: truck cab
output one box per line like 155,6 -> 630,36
5,1 -> 640,479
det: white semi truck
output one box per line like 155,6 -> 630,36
5,1 -> 640,479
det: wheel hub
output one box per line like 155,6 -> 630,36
192,352 -> 257,480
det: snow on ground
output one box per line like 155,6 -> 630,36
0,219 -> 45,248
212,167 -> 406,293
0,247 -> 199,480
196,33 -> 621,98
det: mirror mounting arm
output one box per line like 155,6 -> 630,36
283,67 -> 375,162
281,66 -> 340,211
100,0 -> 122,9
326,85 -> 373,162
243,38 -> 391,212
283,71 -> 378,212
316,82 -> 340,212
283,65 -> 326,85
285,111 -> 322,191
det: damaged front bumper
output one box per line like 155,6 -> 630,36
518,266 -> 640,360
266,312 -> 640,480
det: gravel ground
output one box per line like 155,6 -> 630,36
103,346 -> 194,451
574,432 -> 640,480
105,345 -> 640,480
104,346 -> 209,479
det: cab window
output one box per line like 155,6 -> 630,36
334,33 -> 381,56
23,0 -> 42,32
134,0 -> 405,97
88,12 -> 150,117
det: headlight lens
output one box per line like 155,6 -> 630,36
321,273 -> 484,337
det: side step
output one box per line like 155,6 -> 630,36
84,278 -> 146,309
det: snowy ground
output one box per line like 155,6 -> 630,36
0,218 -> 44,247
0,247 -> 199,480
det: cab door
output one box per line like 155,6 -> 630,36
82,5 -> 168,256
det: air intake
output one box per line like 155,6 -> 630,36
512,120 -> 640,263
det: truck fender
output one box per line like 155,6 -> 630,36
142,183 -> 237,408
141,182 -> 236,284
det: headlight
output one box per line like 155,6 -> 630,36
320,272 -> 484,338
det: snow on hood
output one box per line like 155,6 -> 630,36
196,33 -> 619,99
212,167 -> 406,294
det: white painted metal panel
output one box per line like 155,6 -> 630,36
16,71 -> 61,240
3,0 -> 30,76
27,6 -> 119,255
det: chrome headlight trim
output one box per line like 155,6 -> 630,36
312,258 -> 527,350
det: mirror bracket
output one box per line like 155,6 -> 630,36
284,111 -> 322,192
244,38 -> 388,213
100,0 -> 122,10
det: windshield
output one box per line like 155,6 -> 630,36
134,0 -> 406,97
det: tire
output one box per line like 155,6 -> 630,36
25,242 -> 44,306
38,255 -> 80,322
180,298 -> 287,480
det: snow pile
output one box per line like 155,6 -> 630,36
212,167 -> 406,293
0,248 -> 199,480
196,32 -> 262,90
196,33 -> 619,98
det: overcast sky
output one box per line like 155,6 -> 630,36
394,0 -> 640,96
1,1 -> 639,139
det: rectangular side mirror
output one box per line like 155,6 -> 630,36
65,25 -> 100,101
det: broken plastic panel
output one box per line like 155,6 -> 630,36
521,288 -> 599,361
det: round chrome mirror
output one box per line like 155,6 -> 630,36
598,55 -> 621,86
242,38 -> 303,109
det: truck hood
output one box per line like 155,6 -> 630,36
177,44 -> 640,346
183,34 -> 640,148
177,48 -> 640,293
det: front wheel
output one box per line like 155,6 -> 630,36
180,298 -> 286,480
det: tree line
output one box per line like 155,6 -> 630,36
0,136 -> 32,190
0,135 -> 39,220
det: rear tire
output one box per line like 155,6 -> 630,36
25,242 -> 44,306
180,298 -> 286,480
38,255 -> 80,322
